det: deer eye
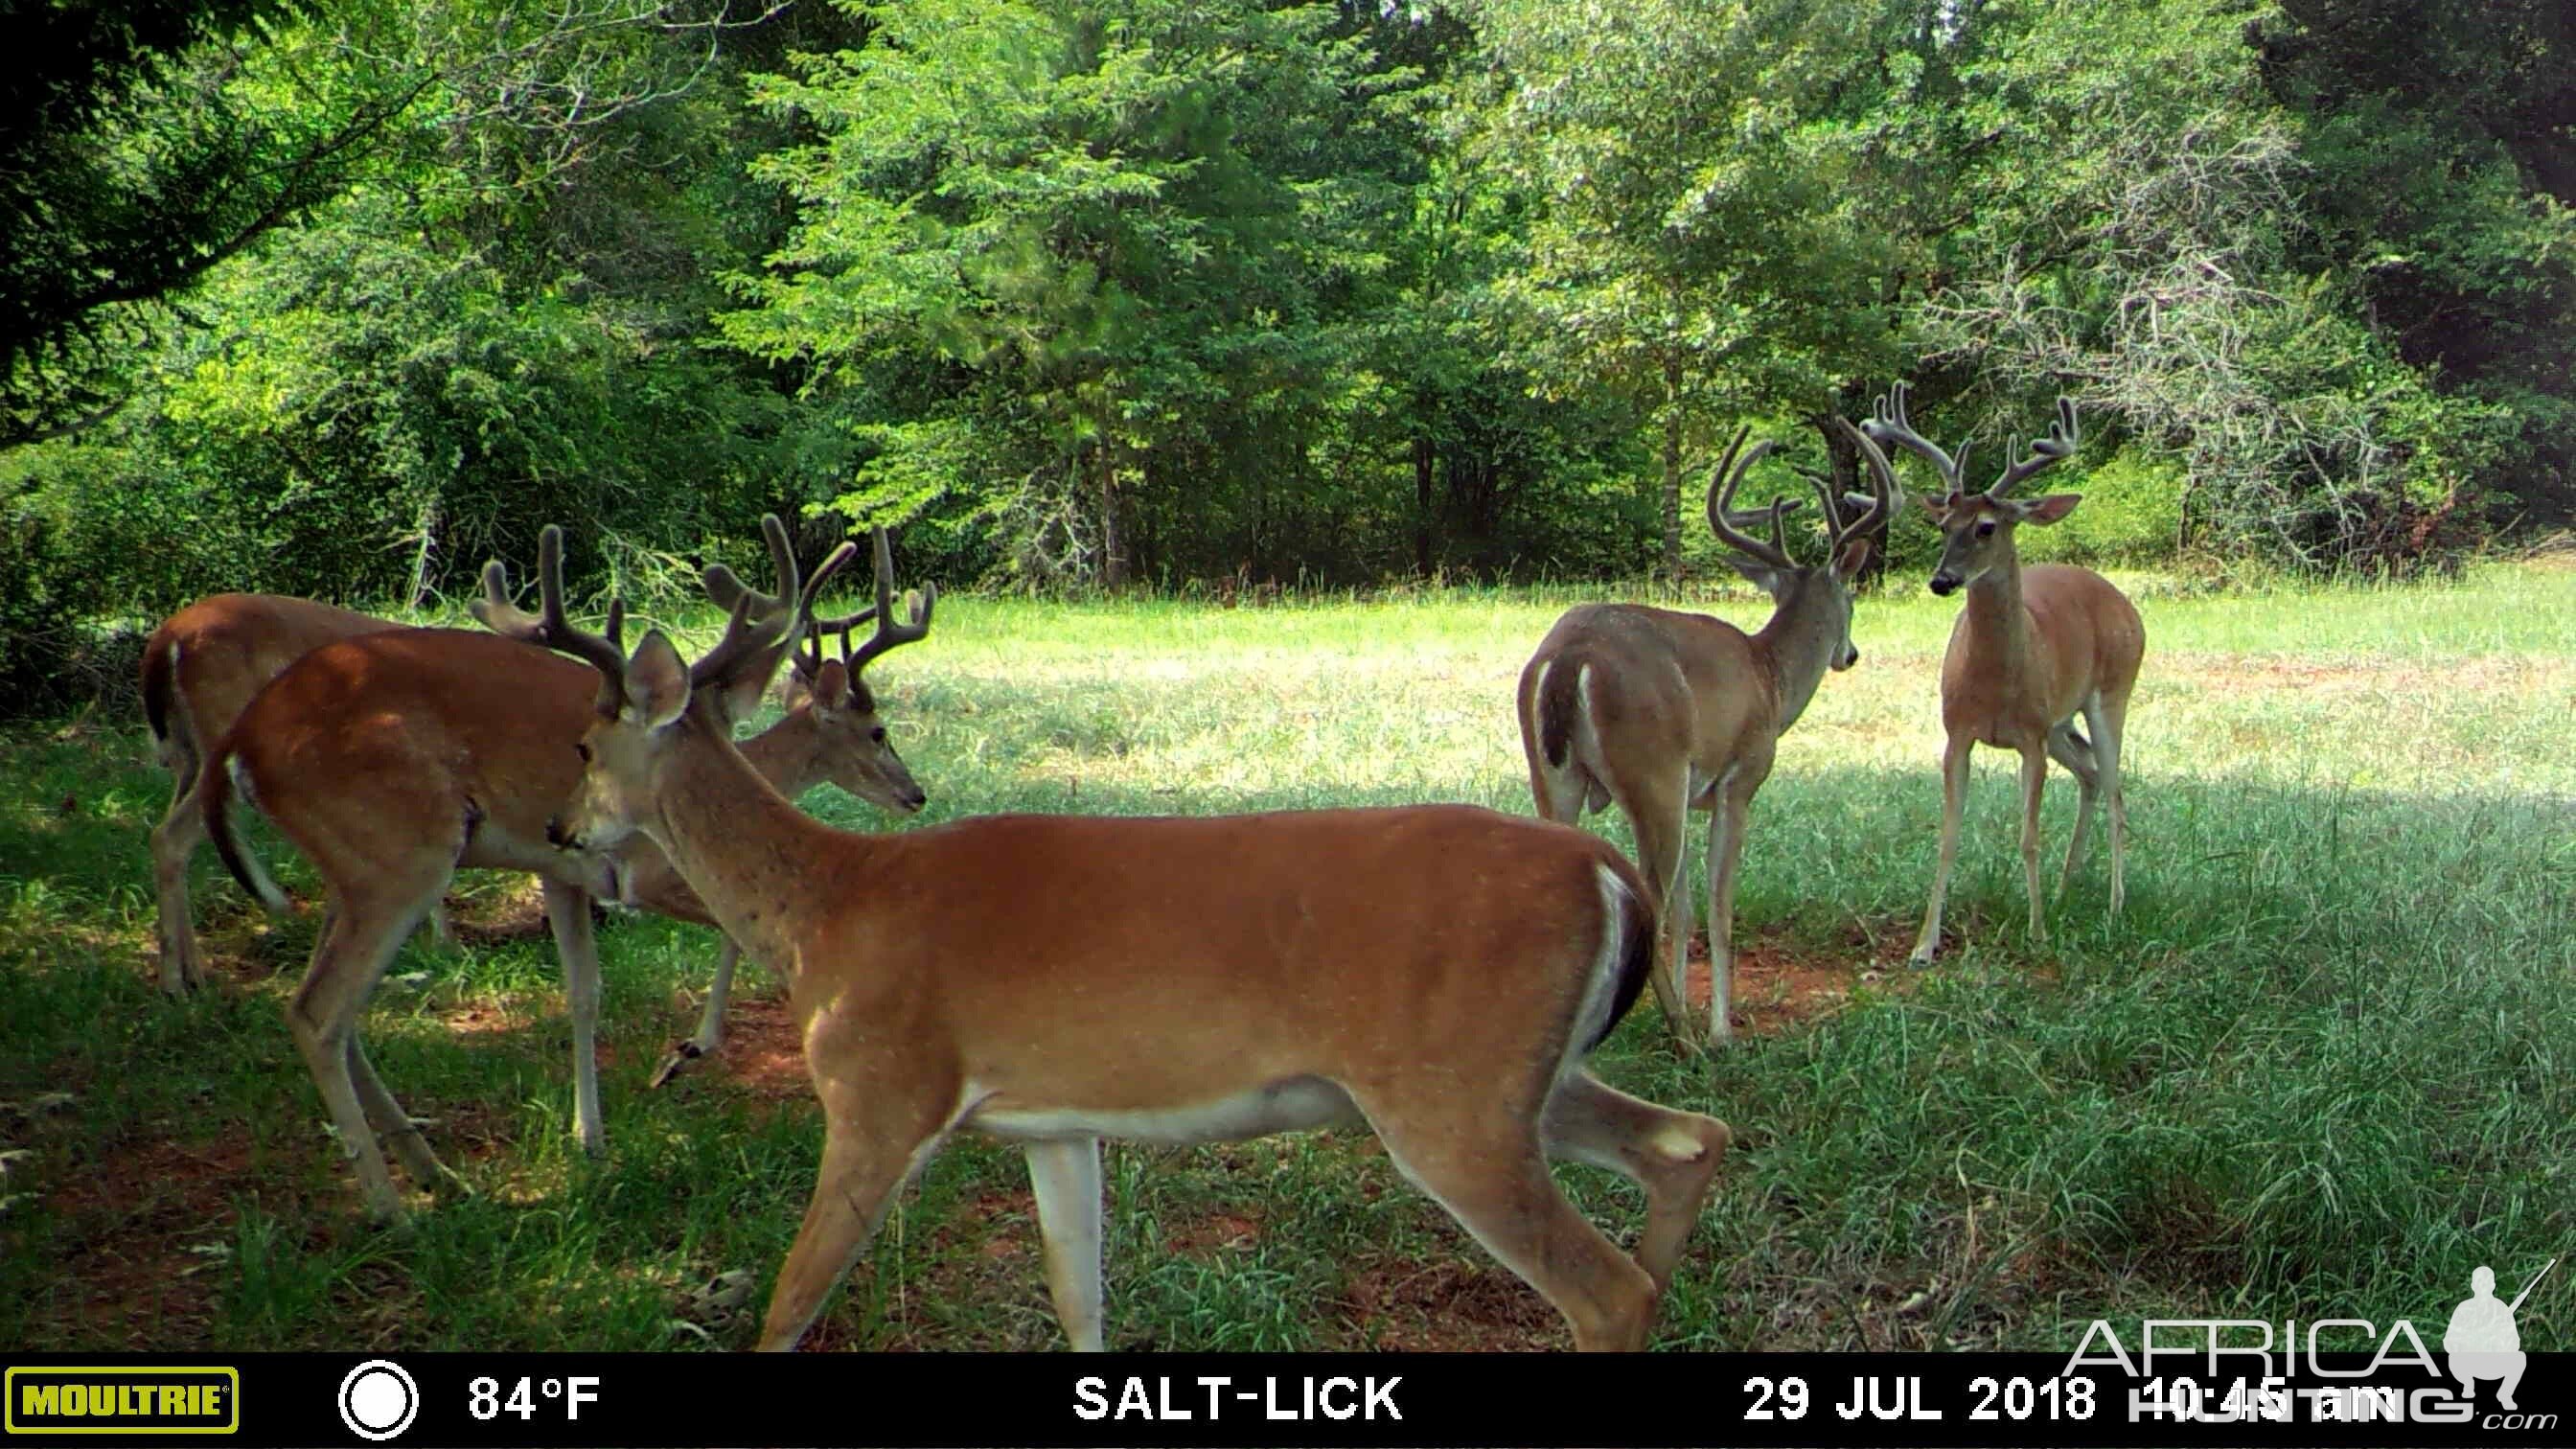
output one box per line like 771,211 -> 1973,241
869,726 -> 887,744
1976,520 -> 1997,539
574,743 -> 592,763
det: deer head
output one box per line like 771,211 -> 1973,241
1864,382 -> 2083,596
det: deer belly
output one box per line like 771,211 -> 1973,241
970,1076 -> 1362,1146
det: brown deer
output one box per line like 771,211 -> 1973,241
504,532 -> 936,1089
143,595 -> 417,993
522,522 -> 1733,1352
197,520 -> 931,1220
1516,418 -> 1899,1046
1861,383 -> 2145,962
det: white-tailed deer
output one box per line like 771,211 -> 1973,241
527,523 -> 1733,1352
1517,419 -> 1898,1046
1861,383 -> 2145,962
508,534 -> 936,1089
196,520 -> 932,1220
143,595 -> 418,993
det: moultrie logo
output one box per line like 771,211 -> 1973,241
5,1367 -> 239,1435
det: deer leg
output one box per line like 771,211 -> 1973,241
345,1036 -> 468,1196
540,879 -> 608,1158
2046,722 -> 2100,898
1025,1137 -> 1106,1352
652,935 -> 746,1089
1360,1092 -> 1660,1350
287,886 -> 435,1223
2091,691 -> 2130,918
1703,778 -> 1752,1046
150,764 -> 211,995
756,1083 -> 962,1351
2017,743 -> 2050,946
1612,774 -> 1692,1045
1912,737 -> 1973,964
1541,1070 -> 1731,1292
424,903 -> 457,951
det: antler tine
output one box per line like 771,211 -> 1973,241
847,526 -> 937,676
700,512 -> 807,623
1704,427 -> 1797,569
472,526 -> 630,702
1863,380 -> 1966,498
1989,396 -> 2082,498
684,514 -> 812,694
1827,415 -> 1900,545
471,559 -> 545,640
793,538 -> 871,669
684,590 -> 776,695
1793,464 -> 1849,534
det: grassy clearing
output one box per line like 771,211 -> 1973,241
1,562 -> 2570,1352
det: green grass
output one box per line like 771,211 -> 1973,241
2,561 -> 2570,1352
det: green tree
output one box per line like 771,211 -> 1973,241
1468,0 -> 1912,579
724,0 -> 1430,588
0,0 -> 426,446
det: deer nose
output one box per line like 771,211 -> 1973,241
1929,574 -> 1960,597
902,787 -> 929,813
545,816 -> 575,849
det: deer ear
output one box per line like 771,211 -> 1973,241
2013,493 -> 2082,526
622,630 -> 692,732
712,648 -> 783,729
1728,557 -> 1789,598
1833,536 -> 1874,580
807,658 -> 852,710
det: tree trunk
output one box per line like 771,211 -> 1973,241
1096,431 -> 1128,591
1813,409 -> 1887,586
1413,430 -> 1437,578
1659,354 -> 1685,583
406,498 -> 443,610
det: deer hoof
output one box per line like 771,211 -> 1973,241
648,1041 -> 705,1090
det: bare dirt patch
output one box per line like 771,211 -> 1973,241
666,995 -> 807,1099
37,1129 -> 259,1346
1678,924 -> 1920,1038
1336,1257 -> 1560,1351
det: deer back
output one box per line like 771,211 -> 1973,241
145,594 -> 403,754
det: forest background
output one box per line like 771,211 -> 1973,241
4,0 -> 2570,709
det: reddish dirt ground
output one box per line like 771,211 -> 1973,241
39,1130 -> 260,1346
1679,923 -> 1920,1037
1337,1258 -> 1561,1351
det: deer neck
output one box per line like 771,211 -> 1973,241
1750,581 -> 1841,732
638,713 -> 855,986
734,709 -> 824,797
1962,548 -> 2042,691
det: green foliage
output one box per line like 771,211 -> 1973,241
2014,448 -> 2185,568
5,0 -> 2574,672
0,0 -> 423,445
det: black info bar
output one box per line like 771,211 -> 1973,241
1,1351 -> 2566,1447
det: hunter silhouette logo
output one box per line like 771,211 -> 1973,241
2448,1258 -> 2554,1411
